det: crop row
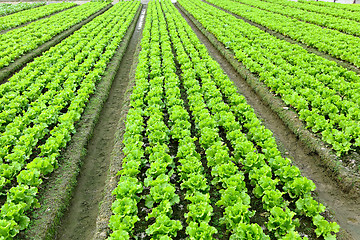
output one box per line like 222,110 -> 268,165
299,0 -> 360,12
135,2 -> 182,237
109,2 -> 186,238
0,2 -> 45,17
206,0 -> 360,68
263,0 -> 360,22
161,1 -> 224,237
189,0 -> 360,156
109,0 -> 339,239
0,2 -> 109,69
230,0 -> 360,37
0,2 -> 76,32
169,0 -> 338,238
0,2 -> 140,239
164,0 -> 265,237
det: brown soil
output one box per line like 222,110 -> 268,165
92,5 -> 147,240
176,3 -> 360,240
54,5 -> 144,240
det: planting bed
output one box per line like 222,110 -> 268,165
0,2 -> 45,17
105,0 -> 344,239
0,2 -> 109,69
0,2 -> 76,32
201,0 -> 360,68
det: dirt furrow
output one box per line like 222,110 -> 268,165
54,6 -> 144,240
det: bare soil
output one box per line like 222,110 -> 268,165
93,6 -> 147,240
176,3 -> 360,240
54,6 -> 144,240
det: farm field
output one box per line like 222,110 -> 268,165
0,2 -> 45,16
0,2 -> 76,32
0,0 -> 359,239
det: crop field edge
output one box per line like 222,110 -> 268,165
176,2 -> 360,201
0,3 -> 112,85
18,5 -> 143,240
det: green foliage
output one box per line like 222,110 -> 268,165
252,176 -> 279,198
0,2 -> 45,17
112,176 -> 142,200
145,214 -> 183,238
262,190 -> 286,211
230,223 -> 270,240
284,177 -> 316,198
217,187 -> 250,208
180,0 -> 360,157
211,162 -> 238,185
147,201 -> 173,220
108,0 -> 340,238
220,203 -> 255,229
111,198 -> 138,218
279,230 -> 308,240
16,170 -> 42,187
295,195 -> 325,218
313,215 -> 340,240
186,221 -> 218,240
108,215 -> 139,233
0,2 -> 141,238
267,207 -> 298,238
0,2 -> 76,31
181,174 -> 209,193
0,2 -> 109,69
0,219 -> 18,239
185,202 -> 214,223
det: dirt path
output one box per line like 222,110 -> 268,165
176,3 -> 360,240
54,7 -> 144,240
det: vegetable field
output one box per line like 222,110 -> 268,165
0,0 -> 359,239
0,2 -> 45,17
